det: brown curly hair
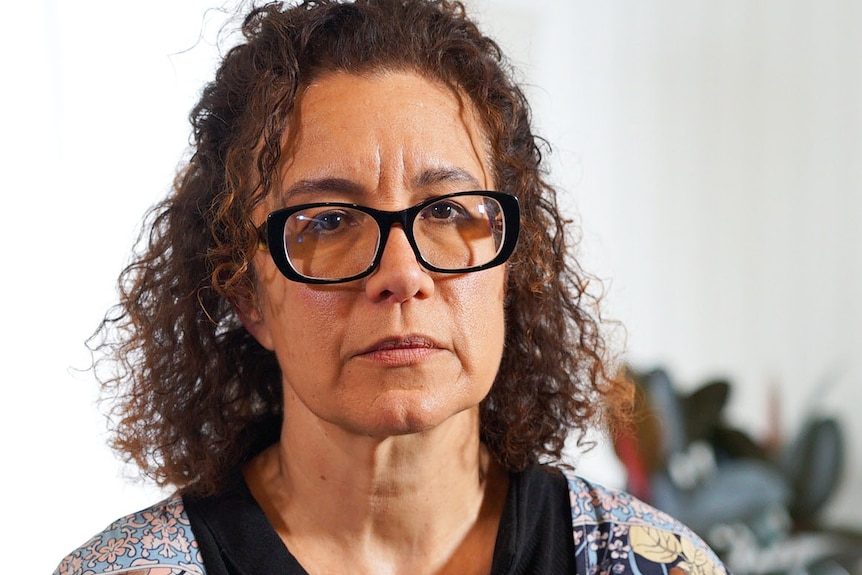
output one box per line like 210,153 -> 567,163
93,0 -> 630,496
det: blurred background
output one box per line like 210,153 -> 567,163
3,1 -> 859,573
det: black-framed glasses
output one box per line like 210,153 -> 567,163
258,191 -> 520,284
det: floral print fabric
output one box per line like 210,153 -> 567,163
566,473 -> 727,575
53,494 -> 203,575
54,472 -> 728,575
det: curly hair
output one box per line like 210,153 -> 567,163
93,0 -> 630,496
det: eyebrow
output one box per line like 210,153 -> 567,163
413,166 -> 483,189
281,166 -> 483,204
282,178 -> 364,203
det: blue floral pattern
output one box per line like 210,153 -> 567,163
53,494 -> 203,575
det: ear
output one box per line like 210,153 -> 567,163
232,297 -> 275,351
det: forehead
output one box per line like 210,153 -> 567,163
273,70 -> 493,206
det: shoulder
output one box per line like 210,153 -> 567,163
53,494 -> 205,575
561,469 -> 730,575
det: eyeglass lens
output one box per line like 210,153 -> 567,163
282,194 -> 506,281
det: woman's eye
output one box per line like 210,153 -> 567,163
291,209 -> 361,239
312,211 -> 348,231
424,201 -> 466,221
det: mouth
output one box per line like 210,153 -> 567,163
360,335 -> 440,354
374,335 -> 437,350
354,335 -> 443,366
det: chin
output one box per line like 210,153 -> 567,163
353,391 -> 481,438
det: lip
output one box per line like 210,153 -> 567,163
353,335 -> 444,366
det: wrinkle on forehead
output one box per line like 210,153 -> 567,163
270,70 -> 494,209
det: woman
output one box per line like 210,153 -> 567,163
55,1 -> 727,574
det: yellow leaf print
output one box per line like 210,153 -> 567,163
629,526 -> 683,563
680,536 -> 724,575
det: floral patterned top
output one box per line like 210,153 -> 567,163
53,470 -> 728,575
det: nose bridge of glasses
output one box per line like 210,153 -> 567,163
375,211 -> 417,265
371,206 -> 422,260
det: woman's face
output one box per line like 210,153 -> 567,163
245,70 -> 506,438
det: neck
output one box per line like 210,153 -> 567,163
243,407 -> 508,574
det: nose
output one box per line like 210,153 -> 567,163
364,225 -> 435,303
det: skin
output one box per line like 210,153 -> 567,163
240,70 -> 510,574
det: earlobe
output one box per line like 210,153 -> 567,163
233,298 -> 275,351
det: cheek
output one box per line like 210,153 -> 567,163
447,268 -> 507,375
257,274 -> 350,365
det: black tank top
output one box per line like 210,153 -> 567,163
185,465 -> 576,574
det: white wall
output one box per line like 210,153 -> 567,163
2,1 -> 227,571
4,1 -> 860,573
473,0 -> 862,526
